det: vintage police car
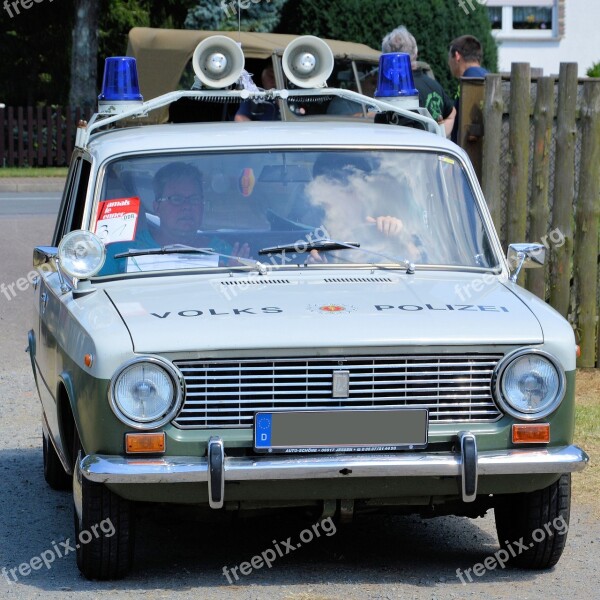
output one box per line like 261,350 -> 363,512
28,35 -> 588,579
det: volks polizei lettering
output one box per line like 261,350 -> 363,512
150,307 -> 283,319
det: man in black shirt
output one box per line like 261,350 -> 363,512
382,26 -> 456,137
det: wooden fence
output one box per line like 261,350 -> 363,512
460,65 -> 600,368
0,106 -> 93,167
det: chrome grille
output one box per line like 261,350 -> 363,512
172,355 -> 503,428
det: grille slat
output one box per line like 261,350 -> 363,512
173,354 -> 503,428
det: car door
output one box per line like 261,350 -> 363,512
34,154 -> 91,445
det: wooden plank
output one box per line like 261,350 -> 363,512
56,107 -> 63,166
573,80 -> 600,367
46,107 -> 52,167
527,77 -> 555,299
0,107 -> 5,168
506,63 -> 531,278
17,107 -> 24,167
27,106 -> 34,167
481,74 -> 503,233
65,106 -> 73,163
7,107 -> 14,167
549,63 -> 578,318
458,78 -> 485,182
36,107 -> 43,166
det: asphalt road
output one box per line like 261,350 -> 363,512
0,193 -> 597,600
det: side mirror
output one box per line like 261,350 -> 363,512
33,246 -> 58,268
507,243 -> 545,283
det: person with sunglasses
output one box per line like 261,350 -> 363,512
100,162 -> 249,274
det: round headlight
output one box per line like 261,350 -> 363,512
58,230 -> 106,279
495,350 -> 565,420
109,358 -> 183,429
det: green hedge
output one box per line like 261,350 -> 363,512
277,0 -> 498,97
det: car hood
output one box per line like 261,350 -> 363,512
103,271 -> 543,353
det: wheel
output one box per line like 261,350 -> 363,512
494,474 -> 571,569
43,429 -> 71,491
73,432 -> 134,579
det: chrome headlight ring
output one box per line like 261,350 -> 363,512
493,348 -> 566,421
109,356 -> 184,430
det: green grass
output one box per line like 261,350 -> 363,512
0,167 -> 68,178
573,395 -> 600,514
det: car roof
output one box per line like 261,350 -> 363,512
87,121 -> 461,164
126,28 -> 381,101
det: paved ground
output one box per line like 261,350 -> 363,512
0,194 -> 597,600
0,178 -> 65,194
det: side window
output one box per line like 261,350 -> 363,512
51,157 -> 92,244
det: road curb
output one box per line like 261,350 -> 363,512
0,178 -> 65,193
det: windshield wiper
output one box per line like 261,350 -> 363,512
258,240 -> 360,254
258,238 -> 415,273
114,245 -> 216,259
114,245 -> 269,275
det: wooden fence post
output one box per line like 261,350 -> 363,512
482,74 -> 503,233
527,76 -> 555,298
506,63 -> 531,270
0,107 -> 4,167
17,107 -> 24,167
458,78 -> 486,182
574,80 -> 600,367
549,63 -> 578,318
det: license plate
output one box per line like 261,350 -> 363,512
254,408 -> 428,453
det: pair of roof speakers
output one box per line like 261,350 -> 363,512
192,35 -> 334,90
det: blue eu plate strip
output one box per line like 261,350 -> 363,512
255,413 -> 272,448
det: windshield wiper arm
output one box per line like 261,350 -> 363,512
114,245 -> 216,259
114,245 -> 269,275
258,240 -> 360,255
258,238 -> 415,273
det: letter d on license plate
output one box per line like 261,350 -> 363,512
254,409 -> 427,453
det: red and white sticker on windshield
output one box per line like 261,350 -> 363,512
95,197 -> 140,244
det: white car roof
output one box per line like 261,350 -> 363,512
87,121 -> 464,164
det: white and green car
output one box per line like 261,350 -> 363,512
28,36 -> 588,579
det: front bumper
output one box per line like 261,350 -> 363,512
79,437 -> 588,508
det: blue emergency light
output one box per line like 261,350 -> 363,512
98,57 -> 143,102
374,53 -> 418,99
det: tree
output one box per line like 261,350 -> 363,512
276,0 -> 498,97
185,0 -> 288,33
70,0 -> 100,108
0,0 -> 73,105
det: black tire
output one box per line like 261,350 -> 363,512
73,433 -> 134,579
494,474 -> 571,569
43,430 -> 71,491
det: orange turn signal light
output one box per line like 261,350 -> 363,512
125,432 -> 165,454
512,423 -> 550,444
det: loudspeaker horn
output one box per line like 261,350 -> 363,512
192,35 -> 245,89
282,36 -> 334,89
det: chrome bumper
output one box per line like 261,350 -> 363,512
79,441 -> 588,508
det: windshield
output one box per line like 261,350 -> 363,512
93,150 -> 498,277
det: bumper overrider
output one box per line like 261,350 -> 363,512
78,434 -> 589,508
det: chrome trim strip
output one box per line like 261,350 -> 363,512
81,445 -> 588,484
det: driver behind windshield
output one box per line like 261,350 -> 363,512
99,162 -> 249,274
